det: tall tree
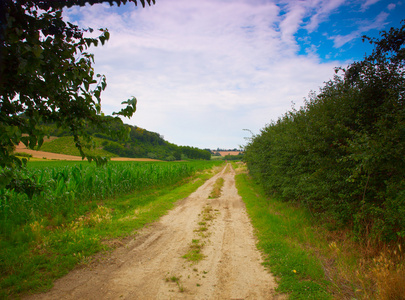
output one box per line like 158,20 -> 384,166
0,0 -> 155,187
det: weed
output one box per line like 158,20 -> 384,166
182,240 -> 205,263
201,205 -> 214,221
369,244 -> 405,300
165,275 -> 184,292
203,206 -> 213,214
167,276 -> 180,282
194,227 -> 208,232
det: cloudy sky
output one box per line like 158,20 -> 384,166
63,0 -> 404,150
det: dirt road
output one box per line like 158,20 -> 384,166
27,164 -> 282,300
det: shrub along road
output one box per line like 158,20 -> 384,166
26,164 -> 283,299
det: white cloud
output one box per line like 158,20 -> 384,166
63,0 -> 343,149
305,0 -> 346,33
387,3 -> 396,10
329,11 -> 389,48
361,0 -> 381,11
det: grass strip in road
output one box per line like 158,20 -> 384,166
208,177 -> 224,199
1,170 -> 216,299
235,172 -> 332,299
182,239 -> 205,263
183,204 -> 217,264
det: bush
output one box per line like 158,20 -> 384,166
13,152 -> 32,158
244,22 -> 405,243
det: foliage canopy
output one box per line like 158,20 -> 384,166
244,21 -> 405,243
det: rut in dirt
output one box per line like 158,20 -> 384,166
26,163 -> 283,300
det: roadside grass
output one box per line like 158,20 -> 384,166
235,171 -> 332,299
0,165 -> 219,299
235,166 -> 405,299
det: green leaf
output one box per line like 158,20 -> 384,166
113,97 -> 137,118
32,44 -> 43,57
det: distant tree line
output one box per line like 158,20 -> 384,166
223,153 -> 244,161
215,148 -> 240,152
49,116 -> 211,161
244,21 -> 405,243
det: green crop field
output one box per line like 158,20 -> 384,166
2,161 -> 190,229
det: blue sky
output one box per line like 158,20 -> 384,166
63,0 -> 404,150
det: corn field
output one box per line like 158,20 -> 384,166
0,161 -> 207,238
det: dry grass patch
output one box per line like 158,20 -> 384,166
357,244 -> 405,300
313,229 -> 405,300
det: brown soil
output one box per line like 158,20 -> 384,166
217,151 -> 243,157
15,142 -> 84,161
15,142 -> 160,162
25,164 -> 283,300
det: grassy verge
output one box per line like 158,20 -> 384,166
235,166 -> 405,300
1,166 -> 218,299
235,171 -> 332,299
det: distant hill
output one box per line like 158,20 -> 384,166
42,116 -> 211,161
37,136 -> 115,158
